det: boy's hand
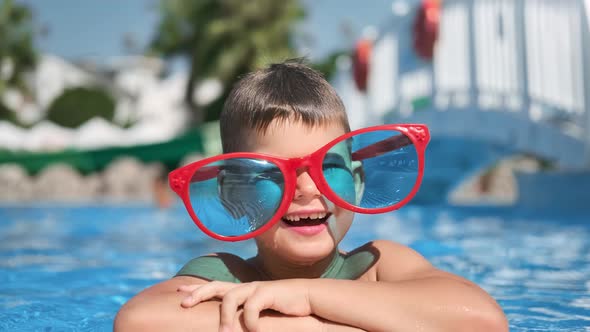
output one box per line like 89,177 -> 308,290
178,280 -> 313,332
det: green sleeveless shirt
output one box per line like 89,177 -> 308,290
176,249 -> 376,282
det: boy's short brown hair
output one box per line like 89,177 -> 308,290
220,59 -> 350,153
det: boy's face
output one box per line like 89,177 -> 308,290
250,119 -> 355,264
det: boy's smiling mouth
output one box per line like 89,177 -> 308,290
281,211 -> 331,227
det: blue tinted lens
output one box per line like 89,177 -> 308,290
323,130 -> 419,209
322,152 -> 357,204
188,158 -> 284,237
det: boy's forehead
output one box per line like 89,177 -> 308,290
248,119 -> 346,155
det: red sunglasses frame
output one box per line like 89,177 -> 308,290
169,123 -> 430,241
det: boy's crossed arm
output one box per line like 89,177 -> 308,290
309,240 -> 507,332
113,275 -> 364,332
178,241 -> 507,332
300,240 -> 509,332
115,241 -> 508,332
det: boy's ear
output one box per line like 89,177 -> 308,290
351,161 -> 365,205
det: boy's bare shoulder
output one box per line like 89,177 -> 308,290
367,240 -> 437,281
370,239 -> 427,259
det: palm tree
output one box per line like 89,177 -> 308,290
149,0 -> 304,125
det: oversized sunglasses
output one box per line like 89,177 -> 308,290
169,124 -> 430,241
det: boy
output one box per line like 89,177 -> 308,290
115,60 -> 508,331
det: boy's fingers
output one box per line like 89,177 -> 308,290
178,281 -> 234,293
242,291 -> 273,332
219,285 -> 255,330
177,284 -> 200,292
181,295 -> 200,308
181,281 -> 233,307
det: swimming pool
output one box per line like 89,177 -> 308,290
1,204 -> 589,331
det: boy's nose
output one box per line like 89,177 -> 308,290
295,171 -> 321,200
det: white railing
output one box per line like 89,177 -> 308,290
338,0 -> 590,168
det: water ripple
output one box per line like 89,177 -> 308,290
1,205 -> 589,331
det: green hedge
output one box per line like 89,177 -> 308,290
0,127 -> 205,175
46,87 -> 116,128
0,101 -> 20,125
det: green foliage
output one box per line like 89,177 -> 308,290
150,0 -> 305,125
0,100 -> 18,124
46,87 -> 116,128
0,0 -> 37,95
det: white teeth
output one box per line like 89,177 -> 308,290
283,212 -> 327,221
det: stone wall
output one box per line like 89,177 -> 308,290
0,154 -> 203,203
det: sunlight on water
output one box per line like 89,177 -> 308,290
0,204 -> 589,331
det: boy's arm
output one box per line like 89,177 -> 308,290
114,276 -> 365,332
305,240 -> 508,332
185,241 -> 508,332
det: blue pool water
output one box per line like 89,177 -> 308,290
1,204 -> 589,331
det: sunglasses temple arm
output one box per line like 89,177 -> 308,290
351,135 -> 413,161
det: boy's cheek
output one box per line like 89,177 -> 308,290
325,201 -> 354,241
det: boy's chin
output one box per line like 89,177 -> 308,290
279,238 -> 337,263
255,224 -> 337,261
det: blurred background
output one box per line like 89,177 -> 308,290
1,0 -> 589,331
0,0 -> 400,205
1,0 -> 589,208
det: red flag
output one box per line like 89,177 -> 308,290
352,39 -> 372,92
413,0 -> 441,60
